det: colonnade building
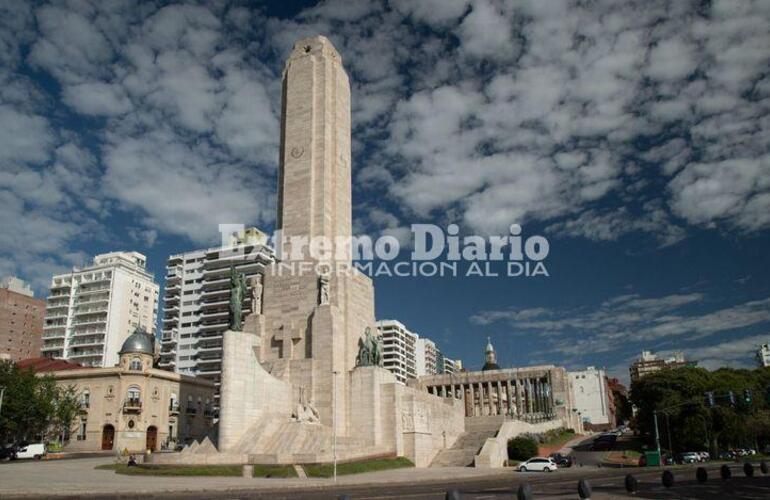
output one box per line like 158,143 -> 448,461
409,340 -> 582,432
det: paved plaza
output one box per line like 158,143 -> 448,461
2,457 -> 770,499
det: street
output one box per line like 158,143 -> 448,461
2,456 -> 770,499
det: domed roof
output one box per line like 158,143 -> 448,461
485,337 -> 495,353
119,326 -> 154,356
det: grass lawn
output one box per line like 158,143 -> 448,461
96,463 -> 242,476
303,457 -> 414,478
252,464 -> 298,478
541,428 -> 577,448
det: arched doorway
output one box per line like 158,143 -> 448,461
101,425 -> 115,450
146,426 -> 157,451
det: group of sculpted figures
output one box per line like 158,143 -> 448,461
227,266 -> 263,331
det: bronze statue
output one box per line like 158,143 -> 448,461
356,327 -> 383,367
228,265 -> 246,331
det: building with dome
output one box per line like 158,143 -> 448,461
29,327 -> 215,453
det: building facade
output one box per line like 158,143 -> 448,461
629,350 -> 692,382
568,366 -> 614,428
42,328 -> 215,453
377,319 -> 417,383
757,344 -> 770,367
377,319 -> 461,383
0,277 -> 44,362
159,228 -> 274,408
41,252 -> 159,368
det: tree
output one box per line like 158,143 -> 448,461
630,365 -> 770,455
507,436 -> 539,461
0,361 -> 79,445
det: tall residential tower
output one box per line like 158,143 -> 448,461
41,252 -> 159,367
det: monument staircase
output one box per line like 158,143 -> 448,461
231,412 -> 387,463
429,416 -> 506,467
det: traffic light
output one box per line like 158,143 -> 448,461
705,391 -> 715,407
728,391 -> 736,405
743,388 -> 753,404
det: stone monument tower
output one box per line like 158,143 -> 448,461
218,35 -> 377,450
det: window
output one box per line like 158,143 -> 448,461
126,387 -> 141,406
130,357 -> 142,371
77,419 -> 87,440
81,389 -> 90,408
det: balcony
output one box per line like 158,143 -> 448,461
158,359 -> 176,369
41,343 -> 64,351
42,330 -> 66,339
185,406 -> 197,415
74,306 -> 108,316
204,408 -> 216,419
71,317 -> 107,327
169,402 -> 180,415
69,337 -> 105,348
123,398 -> 142,413
68,349 -> 104,360
79,401 -> 90,412
71,328 -> 106,336
50,281 -> 72,290
76,285 -> 111,295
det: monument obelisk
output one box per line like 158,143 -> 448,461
218,36 -> 377,451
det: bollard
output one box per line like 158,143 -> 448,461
445,490 -> 461,500
744,462 -> 754,477
517,483 -> 533,500
624,474 -> 638,493
720,464 -> 732,480
578,479 -> 592,499
696,467 -> 708,482
661,470 -> 674,488
761,461 -> 769,475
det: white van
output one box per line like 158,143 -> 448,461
16,443 -> 46,460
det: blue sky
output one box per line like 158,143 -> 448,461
1,0 -> 769,382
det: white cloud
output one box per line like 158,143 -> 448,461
62,82 -> 132,116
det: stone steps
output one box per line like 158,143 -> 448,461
429,417 -> 505,467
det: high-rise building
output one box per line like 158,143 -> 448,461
1,277 -> 45,361
159,228 -> 273,407
376,319 -> 461,383
377,319 -> 417,384
629,350 -> 693,382
568,366 -> 614,428
41,252 -> 159,367
757,344 -> 770,367
415,337 -> 438,376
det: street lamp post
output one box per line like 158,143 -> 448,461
0,386 -> 5,415
653,410 -> 662,466
332,370 -> 339,482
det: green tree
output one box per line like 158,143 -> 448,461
0,361 -> 79,445
631,365 -> 770,455
507,436 -> 539,461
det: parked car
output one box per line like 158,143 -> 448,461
697,451 -> 710,462
518,457 -> 558,472
0,444 -> 19,461
718,450 -> 736,460
549,453 -> 573,467
676,452 -> 700,464
15,443 -> 45,460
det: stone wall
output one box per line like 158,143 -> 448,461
474,419 -> 562,468
218,320 -> 293,452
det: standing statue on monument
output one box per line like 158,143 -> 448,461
250,274 -> 263,315
228,265 -> 246,331
318,274 -> 330,305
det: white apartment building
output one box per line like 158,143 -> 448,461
377,319 -> 461,384
377,319 -> 417,384
41,252 -> 159,368
159,228 -> 274,407
415,337 -> 438,376
757,344 -> 770,368
568,366 -> 611,426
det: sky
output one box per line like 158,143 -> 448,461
1,0 -> 769,383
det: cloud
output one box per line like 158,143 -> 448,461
471,292 -> 770,364
62,82 -> 132,116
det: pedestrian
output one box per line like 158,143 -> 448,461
127,455 -> 137,467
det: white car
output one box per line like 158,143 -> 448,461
518,457 -> 558,472
16,443 -> 46,460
